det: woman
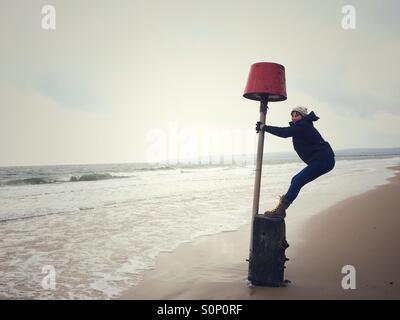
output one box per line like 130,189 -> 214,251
255,106 -> 335,219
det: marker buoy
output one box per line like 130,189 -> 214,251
243,62 -> 289,287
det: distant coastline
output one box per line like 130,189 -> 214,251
1,147 -> 399,169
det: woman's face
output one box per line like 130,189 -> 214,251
291,111 -> 303,123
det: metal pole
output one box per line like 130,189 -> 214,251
249,97 -> 268,260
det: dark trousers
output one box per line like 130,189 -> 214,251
285,157 -> 335,203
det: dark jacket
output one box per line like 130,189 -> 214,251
264,111 -> 335,164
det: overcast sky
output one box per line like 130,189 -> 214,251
1,0 -> 399,166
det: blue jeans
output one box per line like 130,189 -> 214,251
285,157 -> 335,203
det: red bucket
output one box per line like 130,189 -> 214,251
243,62 -> 287,102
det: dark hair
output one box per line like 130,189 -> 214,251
291,111 -> 303,117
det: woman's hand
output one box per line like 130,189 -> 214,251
255,121 -> 266,133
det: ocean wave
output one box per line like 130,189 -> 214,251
0,209 -> 76,223
69,173 -> 128,182
4,177 -> 57,186
135,165 -> 175,171
2,173 -> 130,186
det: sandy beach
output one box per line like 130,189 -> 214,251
119,164 -> 400,300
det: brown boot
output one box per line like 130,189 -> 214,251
263,195 -> 292,219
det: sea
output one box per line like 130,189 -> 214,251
1,149 -> 399,299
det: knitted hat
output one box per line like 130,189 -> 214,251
291,106 -> 308,117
